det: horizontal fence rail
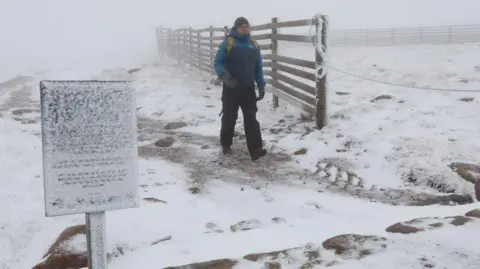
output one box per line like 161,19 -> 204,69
156,16 -> 329,129
330,24 -> 480,46
155,21 -> 478,129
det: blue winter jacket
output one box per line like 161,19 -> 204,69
213,27 -> 266,88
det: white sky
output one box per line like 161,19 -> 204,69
1,0 -> 479,66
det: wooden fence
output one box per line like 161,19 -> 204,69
156,16 -> 329,129
330,24 -> 480,46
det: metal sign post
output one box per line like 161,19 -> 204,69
40,80 -> 140,269
86,212 -> 108,269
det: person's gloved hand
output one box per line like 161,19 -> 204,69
256,85 -> 265,101
220,73 -> 236,88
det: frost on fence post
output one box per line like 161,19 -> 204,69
177,31 -> 181,64
314,14 -> 329,129
210,26 -> 214,74
189,27 -> 193,66
271,17 -> 279,109
197,29 -> 201,70
39,80 -> 140,217
168,28 -> 173,58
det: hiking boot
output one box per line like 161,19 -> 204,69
251,149 -> 267,161
223,146 -> 232,155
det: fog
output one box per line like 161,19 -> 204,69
1,0 -> 479,71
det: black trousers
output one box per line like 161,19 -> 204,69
220,85 -> 263,157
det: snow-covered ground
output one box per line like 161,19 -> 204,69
1,43 -> 480,269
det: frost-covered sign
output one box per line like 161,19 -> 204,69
40,80 -> 139,217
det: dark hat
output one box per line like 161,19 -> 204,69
234,17 -> 250,27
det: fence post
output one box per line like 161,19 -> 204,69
210,26 -> 214,74
182,30 -> 185,63
169,31 -> 173,59
189,27 -> 193,67
315,15 -> 328,129
185,29 -> 189,63
171,31 -> 175,60
182,30 -> 185,62
197,29 -> 201,70
176,31 -> 181,64
175,31 -> 178,62
166,29 -> 169,58
183,30 -> 187,63
271,17 -> 279,108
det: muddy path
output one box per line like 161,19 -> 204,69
0,74 -> 472,207
136,117 -> 473,206
137,117 -> 296,186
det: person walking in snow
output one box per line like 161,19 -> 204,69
213,16 -> 267,161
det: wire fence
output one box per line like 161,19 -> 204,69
330,24 -> 480,46
324,64 -> 480,93
306,26 -> 480,93
157,19 -> 480,132
296,23 -> 480,93
157,15 -> 330,129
